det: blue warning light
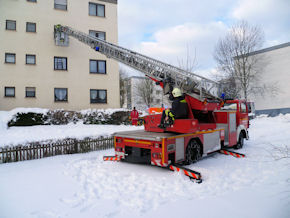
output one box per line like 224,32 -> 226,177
95,47 -> 100,51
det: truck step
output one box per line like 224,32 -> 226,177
219,149 -> 245,158
103,155 -> 121,161
168,164 -> 202,183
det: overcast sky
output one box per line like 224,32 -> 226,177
118,0 -> 290,77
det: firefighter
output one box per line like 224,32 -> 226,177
130,107 -> 139,125
158,88 -> 188,129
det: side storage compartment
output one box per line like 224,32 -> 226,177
215,111 -> 237,147
203,131 -> 221,153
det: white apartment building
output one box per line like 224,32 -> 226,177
0,0 -> 119,111
123,76 -> 171,111
247,42 -> 290,114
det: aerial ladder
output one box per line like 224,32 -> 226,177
54,25 -> 248,183
54,25 -> 221,102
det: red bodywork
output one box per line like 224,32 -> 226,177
114,93 -> 249,166
144,95 -> 219,134
115,128 -> 225,166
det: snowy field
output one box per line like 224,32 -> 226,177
0,108 -> 142,147
0,123 -> 143,147
1,115 -> 290,218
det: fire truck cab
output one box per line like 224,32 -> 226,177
216,99 -> 249,149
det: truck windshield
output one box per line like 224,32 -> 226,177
221,103 -> 237,111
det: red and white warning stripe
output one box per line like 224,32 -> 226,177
168,165 -> 201,180
151,159 -> 167,167
103,156 -> 121,161
219,149 -> 245,158
115,151 -> 124,159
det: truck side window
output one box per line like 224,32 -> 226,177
240,103 -> 247,113
221,103 -> 237,111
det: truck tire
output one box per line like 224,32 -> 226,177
234,132 -> 244,149
184,140 -> 202,165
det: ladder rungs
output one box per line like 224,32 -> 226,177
55,25 -> 221,100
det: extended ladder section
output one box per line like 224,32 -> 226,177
54,25 -> 221,101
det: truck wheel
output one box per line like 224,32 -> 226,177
234,132 -> 244,149
184,140 -> 202,165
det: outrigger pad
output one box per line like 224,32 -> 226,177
168,164 -> 202,183
219,149 -> 245,158
103,156 -> 121,161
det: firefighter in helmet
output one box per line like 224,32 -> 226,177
158,87 -> 188,129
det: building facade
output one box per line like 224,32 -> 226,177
0,0 -> 119,111
247,42 -> 290,114
123,76 -> 170,111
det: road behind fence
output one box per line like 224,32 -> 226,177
0,137 -> 114,163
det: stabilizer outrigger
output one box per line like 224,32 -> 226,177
103,155 -> 120,161
168,164 -> 202,183
102,149 -> 245,184
219,149 -> 246,158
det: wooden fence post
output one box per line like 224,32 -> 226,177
74,139 -> 78,153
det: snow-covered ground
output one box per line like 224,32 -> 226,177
0,108 -> 142,147
1,115 -> 290,218
0,123 -> 142,147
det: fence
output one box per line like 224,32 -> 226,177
0,137 -> 114,163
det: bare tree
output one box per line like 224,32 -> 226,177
214,20 -> 272,100
135,77 -> 154,108
119,67 -> 128,107
219,76 -> 240,99
177,44 -> 198,72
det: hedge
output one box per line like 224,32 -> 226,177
7,109 -> 132,127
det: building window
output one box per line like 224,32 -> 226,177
90,60 -> 106,74
89,30 -> 106,40
54,57 -> 67,70
6,20 -> 16,30
5,53 -> 16,64
155,99 -> 161,104
26,54 -> 36,65
26,87 -> 36,97
54,88 -> 67,102
27,0 -> 37,3
89,2 -> 105,17
54,0 -> 67,10
90,89 -> 107,103
26,22 -> 36,32
5,87 -> 15,97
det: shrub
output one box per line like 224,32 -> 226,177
47,110 -> 82,125
8,112 -> 48,127
7,109 -> 131,127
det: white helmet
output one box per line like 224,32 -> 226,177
172,88 -> 182,98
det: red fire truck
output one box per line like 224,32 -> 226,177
55,25 -> 249,182
114,98 -> 248,167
